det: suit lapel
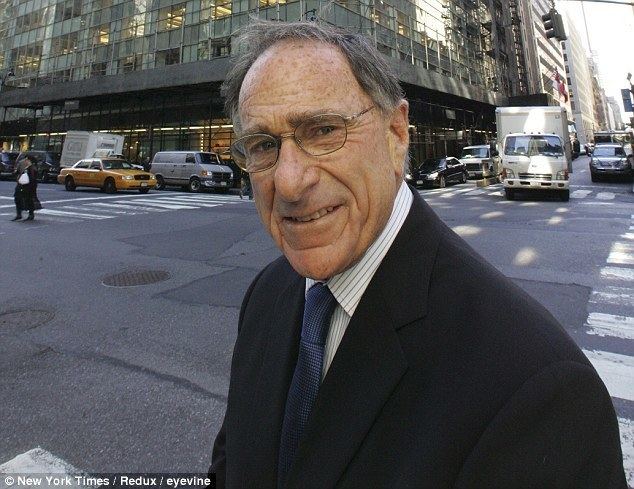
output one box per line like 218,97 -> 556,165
284,191 -> 442,487
236,271 -> 305,487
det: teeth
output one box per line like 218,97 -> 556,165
293,206 -> 335,222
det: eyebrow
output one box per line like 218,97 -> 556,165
241,107 -> 343,136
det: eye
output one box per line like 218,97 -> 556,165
244,136 -> 277,155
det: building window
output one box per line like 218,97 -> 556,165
158,4 -> 186,31
92,24 -> 110,45
156,47 -> 181,66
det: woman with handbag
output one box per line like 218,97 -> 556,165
12,156 -> 39,221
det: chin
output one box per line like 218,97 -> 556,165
285,249 -> 351,280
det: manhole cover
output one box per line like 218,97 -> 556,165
102,270 -> 170,287
0,309 -> 54,331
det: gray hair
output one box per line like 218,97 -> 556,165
222,20 -> 405,132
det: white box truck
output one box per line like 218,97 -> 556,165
496,106 -> 571,201
60,131 -> 125,167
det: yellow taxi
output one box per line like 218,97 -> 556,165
58,157 -> 157,193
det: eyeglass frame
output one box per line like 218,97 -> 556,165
230,105 -> 375,173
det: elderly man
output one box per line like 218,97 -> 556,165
210,21 -> 626,489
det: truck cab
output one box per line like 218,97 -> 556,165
458,144 -> 501,179
501,133 -> 569,201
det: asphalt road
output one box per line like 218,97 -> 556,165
0,155 -> 632,483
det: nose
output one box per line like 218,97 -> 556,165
273,134 -> 319,203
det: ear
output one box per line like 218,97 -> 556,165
386,99 -> 410,178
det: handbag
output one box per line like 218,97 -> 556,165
18,171 -> 29,185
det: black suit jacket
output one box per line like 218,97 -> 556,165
211,190 -> 626,488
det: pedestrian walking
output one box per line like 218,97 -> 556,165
12,156 -> 39,221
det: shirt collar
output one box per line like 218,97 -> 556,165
306,180 -> 413,316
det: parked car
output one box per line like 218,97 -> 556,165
0,151 -> 20,178
589,144 -> 633,182
150,151 -> 234,192
15,150 -> 62,182
407,157 -> 468,188
57,157 -> 157,193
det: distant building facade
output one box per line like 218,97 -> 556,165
559,9 -> 597,145
0,0 -> 526,163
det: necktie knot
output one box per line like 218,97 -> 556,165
302,283 -> 337,346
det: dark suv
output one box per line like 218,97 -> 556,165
0,151 -> 20,178
15,151 -> 61,182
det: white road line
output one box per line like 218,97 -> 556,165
0,447 -> 86,482
571,189 -> 592,199
148,198 -> 221,208
119,199 -> 198,210
590,286 -> 634,307
585,312 -> 634,340
38,209 -> 113,220
63,205 -> 133,215
92,202 -> 168,212
596,192 -> 615,200
583,350 -> 634,402
601,267 -> 634,281
619,417 -> 634,487
608,242 -> 634,265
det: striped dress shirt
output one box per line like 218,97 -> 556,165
306,181 -> 413,379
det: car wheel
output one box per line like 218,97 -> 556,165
439,175 -> 446,188
64,176 -> 76,191
103,178 -> 117,194
504,188 -> 515,200
139,188 -> 150,194
188,178 -> 201,192
559,189 -> 570,202
460,172 -> 467,184
590,172 -> 598,182
155,175 -> 165,190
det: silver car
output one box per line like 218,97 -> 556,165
589,144 -> 633,182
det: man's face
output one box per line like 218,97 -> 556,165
238,40 -> 409,280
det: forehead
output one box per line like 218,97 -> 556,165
238,40 -> 369,130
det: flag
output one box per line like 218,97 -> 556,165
552,69 -> 569,102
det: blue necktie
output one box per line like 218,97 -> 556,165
278,283 -> 337,487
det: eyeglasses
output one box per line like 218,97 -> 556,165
230,106 -> 374,173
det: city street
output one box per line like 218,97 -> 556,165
0,155 -> 633,484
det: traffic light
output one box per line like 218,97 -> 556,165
541,9 -> 567,41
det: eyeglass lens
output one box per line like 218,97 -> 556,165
232,113 -> 348,172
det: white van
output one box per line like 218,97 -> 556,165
458,145 -> 498,179
150,151 -> 234,192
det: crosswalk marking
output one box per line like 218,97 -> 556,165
590,286 -> 634,307
147,198 -> 222,208
596,192 -> 616,200
571,189 -> 592,198
125,199 -> 200,209
583,350 -> 634,402
620,418 -> 634,486
608,242 -> 634,265
89,202 -> 169,213
585,312 -> 634,340
601,267 -> 634,281
38,209 -> 114,220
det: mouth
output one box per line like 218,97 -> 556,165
286,205 -> 339,223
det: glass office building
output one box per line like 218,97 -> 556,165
0,0 -> 508,164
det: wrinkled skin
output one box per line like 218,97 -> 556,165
238,40 -> 409,280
